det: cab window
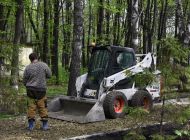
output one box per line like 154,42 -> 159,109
116,52 -> 134,69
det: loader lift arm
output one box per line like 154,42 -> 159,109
98,53 -> 153,98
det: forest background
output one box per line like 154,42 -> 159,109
0,0 -> 190,100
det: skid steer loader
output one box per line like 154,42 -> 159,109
48,45 -> 161,123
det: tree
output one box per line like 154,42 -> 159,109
125,0 -> 132,47
0,0 -> 189,92
96,0 -> 104,44
157,0 -> 168,64
67,0 -> 84,96
42,0 -> 49,63
113,0 -> 122,45
62,0 -> 72,70
10,0 -> 24,89
131,0 -> 139,52
0,3 -> 5,76
105,0 -> 110,44
51,0 -> 60,84
175,0 -> 190,46
86,0 -> 93,64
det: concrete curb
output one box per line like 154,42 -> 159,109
61,122 -> 181,140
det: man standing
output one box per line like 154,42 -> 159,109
23,53 -> 51,130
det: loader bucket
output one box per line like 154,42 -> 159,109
48,95 -> 106,123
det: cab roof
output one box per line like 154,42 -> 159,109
92,45 -> 135,54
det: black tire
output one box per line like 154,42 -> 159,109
131,90 -> 153,111
103,91 -> 128,119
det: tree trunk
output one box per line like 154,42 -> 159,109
10,0 -> 24,89
105,0 -> 110,44
143,0 -> 150,53
131,0 -> 139,52
0,5 -> 11,61
43,0 -> 49,63
0,4 -> 4,38
150,0 -> 157,53
48,0 -> 53,65
157,0 -> 168,64
186,13 -> 190,45
51,0 -> 59,84
147,0 -> 154,52
61,0 -> 65,67
82,29 -> 86,68
62,0 -> 72,70
113,0 -> 122,45
176,0 -> 190,46
67,0 -> 83,96
96,0 -> 104,44
36,0 -> 41,54
87,0 -> 92,64
0,4 -> 5,77
125,0 -> 132,47
27,11 -> 41,48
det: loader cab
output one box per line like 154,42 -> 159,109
85,45 -> 136,96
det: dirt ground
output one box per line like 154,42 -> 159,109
0,108 -> 163,140
0,116 -> 135,140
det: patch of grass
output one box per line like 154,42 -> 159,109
18,84 -> 26,94
0,113 -> 15,120
18,82 -> 67,97
123,131 -> 146,140
47,85 -> 67,97
48,65 -> 69,84
161,90 -> 190,101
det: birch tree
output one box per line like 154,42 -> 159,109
67,0 -> 83,96
175,0 -> 190,46
131,0 -> 139,52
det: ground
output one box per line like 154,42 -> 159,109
0,106 -> 172,140
0,116 -> 139,140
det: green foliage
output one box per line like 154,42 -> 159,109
47,65 -> 69,85
158,104 -> 190,127
158,37 -> 190,90
158,37 -> 188,64
123,131 -> 146,140
47,85 -> 67,97
128,107 -> 149,117
150,134 -> 165,140
150,134 -> 176,140
18,84 -> 26,94
0,0 -> 16,7
104,0 -> 126,14
176,107 -> 190,124
126,107 -> 149,126
81,67 -> 88,75
175,130 -> 190,137
134,69 -> 155,88
0,41 -> 14,62
0,113 -> 15,120
0,87 -> 27,115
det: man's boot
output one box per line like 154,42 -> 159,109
42,120 -> 49,130
28,119 -> 35,130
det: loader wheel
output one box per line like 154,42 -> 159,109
131,90 -> 153,111
103,91 -> 127,119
